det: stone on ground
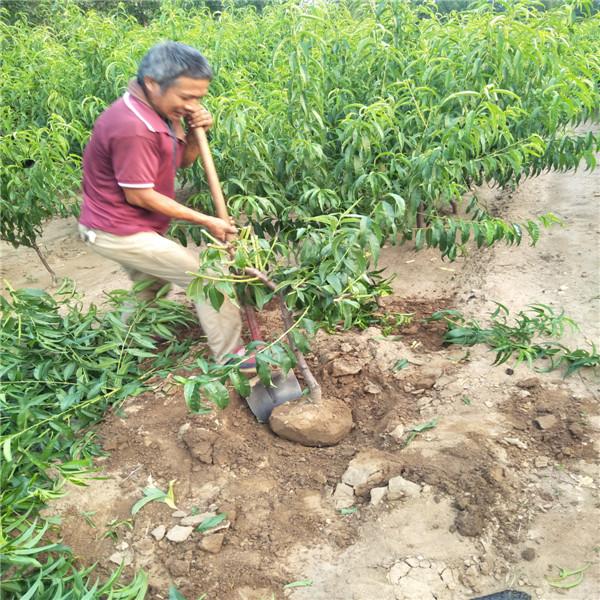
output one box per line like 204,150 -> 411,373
389,424 -> 405,442
166,525 -> 193,543
341,449 -> 392,496
534,414 -> 558,430
388,476 -> 421,500
200,532 -> 225,554
333,482 -> 355,509
331,358 -> 362,376
388,561 -> 411,584
180,512 -> 216,527
150,525 -> 166,541
269,396 -> 353,446
370,486 -> 388,506
109,550 -> 133,566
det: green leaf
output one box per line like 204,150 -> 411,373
131,487 -> 167,516
229,370 -> 251,397
392,358 -> 409,371
203,381 -> 230,409
208,286 -> 225,311
165,480 -> 177,510
284,579 -> 314,589
168,586 -> 188,600
3,438 -> 12,463
411,419 -> 438,433
196,513 -> 227,532
338,507 -> 357,515
415,228 -> 425,251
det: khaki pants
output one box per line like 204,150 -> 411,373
78,224 -> 242,361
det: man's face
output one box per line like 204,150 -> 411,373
144,76 -> 210,121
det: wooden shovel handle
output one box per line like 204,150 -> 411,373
194,127 -> 230,223
194,126 -> 263,341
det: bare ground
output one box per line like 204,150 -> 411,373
1,162 -> 599,600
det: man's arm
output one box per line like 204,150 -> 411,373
123,187 -> 236,241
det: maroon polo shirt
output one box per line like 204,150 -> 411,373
80,84 -> 186,236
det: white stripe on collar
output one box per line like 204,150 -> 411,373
123,92 -> 156,132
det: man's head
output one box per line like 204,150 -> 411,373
137,41 -> 213,121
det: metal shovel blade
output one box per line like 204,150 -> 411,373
246,371 -> 303,423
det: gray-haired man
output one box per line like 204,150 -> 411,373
79,42 -> 254,371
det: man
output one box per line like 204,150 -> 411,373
79,41 -> 254,371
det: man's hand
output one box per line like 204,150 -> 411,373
123,188 -> 236,241
203,215 -> 237,241
184,104 -> 213,131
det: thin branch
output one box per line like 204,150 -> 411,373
32,242 -> 57,284
278,294 -> 322,403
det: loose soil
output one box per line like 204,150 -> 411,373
2,158 -> 599,600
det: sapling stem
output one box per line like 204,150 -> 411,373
32,242 -> 57,284
278,295 -> 322,403
242,266 -> 322,402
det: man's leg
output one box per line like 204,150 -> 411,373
79,226 -> 242,361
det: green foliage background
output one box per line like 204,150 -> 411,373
1,0 -> 599,254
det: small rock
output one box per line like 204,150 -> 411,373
413,375 -> 437,390
166,525 -> 193,543
521,547 -> 536,561
109,551 -> 133,566
370,486 -> 387,506
219,503 -> 238,526
333,483 -> 355,509
466,564 -> 479,577
364,382 -> 381,395
517,377 -> 540,389
341,450 -> 391,496
388,476 -> 421,500
419,559 -> 431,568
489,466 -> 505,482
568,422 -> 585,439
388,561 -> 411,584
440,567 -> 457,590
172,510 -> 187,518
269,397 -> 353,447
180,512 -> 216,527
331,358 -> 362,377
534,456 -> 550,468
534,414 -> 558,430
200,533 -> 225,554
405,556 -> 420,568
150,525 -> 166,541
504,437 -> 528,450
417,396 -> 433,409
389,424 -> 405,442
116,541 -> 129,551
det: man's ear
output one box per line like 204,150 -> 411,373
144,77 -> 160,95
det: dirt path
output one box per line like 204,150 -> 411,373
2,162 -> 599,600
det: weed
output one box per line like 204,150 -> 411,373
428,303 -> 599,375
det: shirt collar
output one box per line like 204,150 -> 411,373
124,79 -> 186,141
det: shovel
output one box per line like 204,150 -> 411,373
194,127 -> 303,422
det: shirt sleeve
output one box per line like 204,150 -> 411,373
111,134 -> 159,188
